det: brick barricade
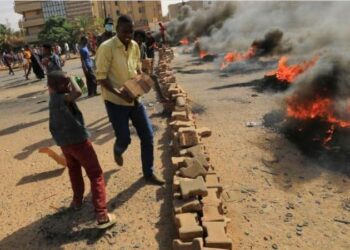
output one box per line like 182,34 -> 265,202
155,47 -> 233,250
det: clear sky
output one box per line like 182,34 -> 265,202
0,0 -> 182,31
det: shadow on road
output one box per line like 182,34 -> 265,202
0,117 -> 49,137
17,168 -> 66,186
0,169 -> 120,249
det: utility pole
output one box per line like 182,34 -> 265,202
103,1 -> 107,19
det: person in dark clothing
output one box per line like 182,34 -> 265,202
80,36 -> 98,97
42,43 -> 62,73
96,17 -> 116,48
133,30 -> 147,60
145,31 -> 156,59
31,53 -> 45,79
3,50 -> 14,75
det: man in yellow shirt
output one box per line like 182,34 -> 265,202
95,15 -> 164,185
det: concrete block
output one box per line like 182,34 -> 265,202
175,213 -> 203,242
172,156 -> 187,169
178,127 -> 200,147
190,155 -> 210,171
142,59 -> 153,74
180,176 -> 208,199
179,159 -> 207,178
172,238 -> 204,250
179,145 -> 209,159
202,221 -> 232,250
172,111 -> 190,121
202,205 -> 226,222
205,173 -> 223,194
176,96 -> 187,107
201,188 -> 222,207
170,120 -> 195,130
173,197 -> 202,213
173,175 -> 192,192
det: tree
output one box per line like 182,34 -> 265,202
0,24 -> 6,48
38,16 -> 73,44
0,23 -> 24,51
71,16 -> 104,41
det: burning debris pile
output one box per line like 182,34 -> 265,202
265,54 -> 350,157
263,56 -> 319,90
220,29 -> 289,72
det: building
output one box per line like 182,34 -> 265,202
96,1 -> 163,31
168,1 -> 213,20
14,0 -> 97,43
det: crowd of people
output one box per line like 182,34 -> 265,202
9,15 -> 164,229
0,42 -> 80,79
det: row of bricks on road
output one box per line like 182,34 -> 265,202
153,47 -> 233,250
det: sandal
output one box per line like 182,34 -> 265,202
97,213 -> 117,229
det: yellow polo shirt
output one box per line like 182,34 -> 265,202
95,36 -> 141,106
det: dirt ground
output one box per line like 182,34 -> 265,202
0,58 -> 175,249
0,49 -> 349,250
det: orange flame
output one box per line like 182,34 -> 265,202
180,38 -> 189,46
220,46 -> 256,70
266,56 -> 318,83
199,50 -> 208,59
287,96 -> 350,143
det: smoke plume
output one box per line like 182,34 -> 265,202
166,2 -> 236,43
287,53 -> 350,119
199,2 -> 350,55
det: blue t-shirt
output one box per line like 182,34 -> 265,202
79,46 -> 93,70
49,93 -> 89,146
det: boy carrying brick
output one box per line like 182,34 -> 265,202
47,70 -> 116,229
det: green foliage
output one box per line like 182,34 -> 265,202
71,16 -> 104,41
0,23 -> 24,51
0,24 -> 8,50
38,16 -> 73,44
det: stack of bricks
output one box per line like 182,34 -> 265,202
142,58 -> 153,75
155,46 -> 233,250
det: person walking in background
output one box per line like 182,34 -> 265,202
75,43 -> 79,55
23,45 -> 32,80
158,22 -> 166,44
80,36 -> 98,97
3,50 -> 14,75
134,30 -> 148,60
96,17 -> 115,48
145,31 -> 156,59
64,42 -> 71,60
42,43 -> 62,74
30,47 -> 45,80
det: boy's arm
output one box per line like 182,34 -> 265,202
64,76 -> 82,103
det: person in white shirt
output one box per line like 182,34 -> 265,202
64,42 -> 70,60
